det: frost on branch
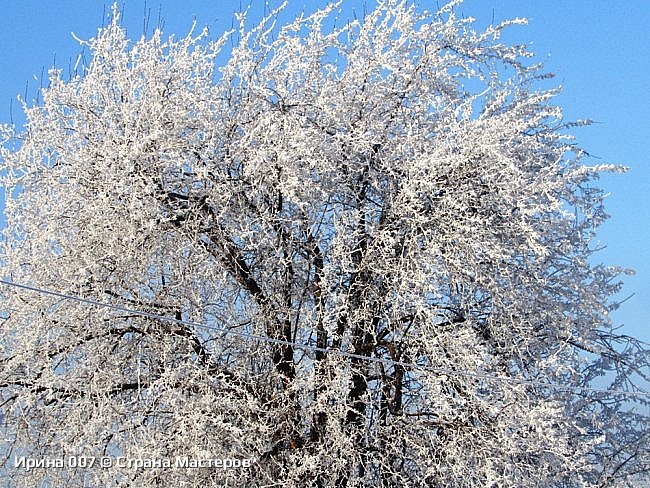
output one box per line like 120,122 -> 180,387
0,1 -> 648,487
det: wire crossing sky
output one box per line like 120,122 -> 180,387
1,278 -> 648,400
0,1 -> 647,344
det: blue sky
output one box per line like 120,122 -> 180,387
0,0 -> 648,347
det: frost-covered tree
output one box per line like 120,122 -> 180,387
0,1 -> 648,486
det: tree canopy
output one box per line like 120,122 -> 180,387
0,1 -> 648,486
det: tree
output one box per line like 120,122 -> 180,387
0,1 -> 648,486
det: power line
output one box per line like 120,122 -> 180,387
0,278 -> 648,400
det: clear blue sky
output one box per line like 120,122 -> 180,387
0,1 -> 648,346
